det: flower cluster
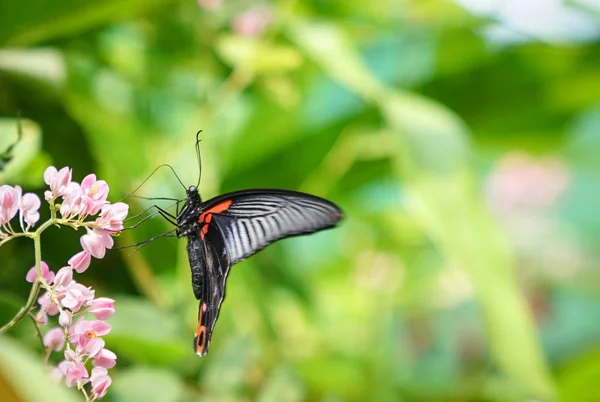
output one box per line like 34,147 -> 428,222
27,263 -> 116,399
0,165 -> 128,401
0,184 -> 41,233
44,167 -> 128,273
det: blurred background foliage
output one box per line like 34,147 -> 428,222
0,0 -> 599,401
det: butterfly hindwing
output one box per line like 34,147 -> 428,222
179,186 -> 342,356
187,224 -> 230,356
200,189 -> 343,265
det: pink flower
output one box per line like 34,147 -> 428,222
68,251 -> 91,274
486,152 -> 571,213
36,310 -> 48,325
54,267 -> 73,287
0,185 -> 20,225
232,7 -> 271,37
80,336 -> 105,357
43,327 -> 65,351
87,297 -> 115,320
81,229 -> 114,259
92,348 -> 117,369
44,166 -> 72,200
38,292 -> 59,316
70,319 -> 112,349
25,261 -> 55,284
59,310 -> 72,326
58,359 -> 88,387
80,174 -> 109,215
197,0 -> 222,11
59,182 -> 82,218
97,203 -> 129,232
61,283 -> 95,312
90,367 -> 112,399
19,192 -> 41,227
51,367 -> 63,382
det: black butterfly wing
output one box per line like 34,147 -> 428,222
200,189 -> 343,266
186,226 -> 230,356
189,189 -> 342,356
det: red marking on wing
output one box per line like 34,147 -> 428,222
195,302 -> 208,355
199,200 -> 233,223
200,224 -> 209,239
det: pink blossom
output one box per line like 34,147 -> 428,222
43,327 -> 65,351
59,182 -> 82,218
44,166 -> 72,200
19,192 -> 41,227
90,366 -> 112,399
61,283 -> 95,312
70,319 -> 112,349
97,202 -> 129,232
36,310 -> 48,325
81,229 -> 114,259
58,359 -> 88,387
25,261 -> 55,284
197,0 -> 221,11
486,152 -> 571,213
54,267 -> 73,287
51,367 -> 63,382
92,348 -> 117,369
0,185 -> 20,225
59,310 -> 72,326
80,174 -> 109,215
80,337 -> 105,357
232,7 -> 271,37
87,297 -> 115,320
68,251 -> 91,274
38,292 -> 59,316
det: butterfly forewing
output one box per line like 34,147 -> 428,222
201,189 -> 342,265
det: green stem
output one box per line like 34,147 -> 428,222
27,311 -> 45,352
0,234 -> 43,334
0,204 -> 80,334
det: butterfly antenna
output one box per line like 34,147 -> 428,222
120,163 -> 186,203
116,228 -> 178,255
195,130 -> 202,188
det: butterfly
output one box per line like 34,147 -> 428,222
175,185 -> 342,356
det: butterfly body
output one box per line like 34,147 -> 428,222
176,185 -> 342,356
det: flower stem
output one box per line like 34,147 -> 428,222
27,311 -> 45,352
0,209 -> 88,334
0,234 -> 43,334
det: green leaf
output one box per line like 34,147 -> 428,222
216,35 -> 303,75
105,296 -> 189,366
0,0 -> 172,46
289,18 -> 557,400
111,366 -> 188,402
0,117 -> 46,186
0,335 -> 79,402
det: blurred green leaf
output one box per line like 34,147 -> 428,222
289,18 -> 556,400
0,0 -> 172,46
257,366 -> 304,402
111,366 -> 188,402
0,117 -> 46,186
216,35 -> 303,75
0,335 -> 78,402
105,296 -> 188,366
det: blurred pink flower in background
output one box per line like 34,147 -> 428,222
486,151 -> 571,213
232,6 -> 271,37
197,0 -> 222,11
485,151 -> 582,280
